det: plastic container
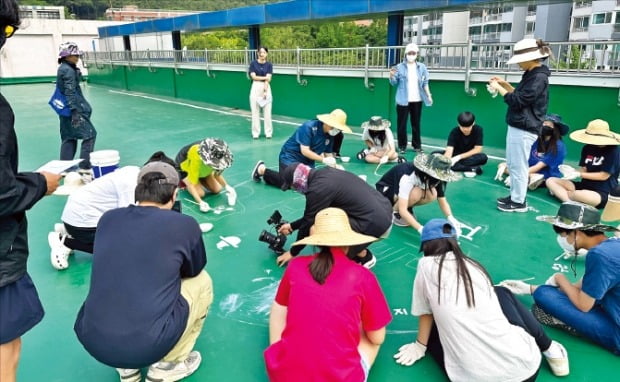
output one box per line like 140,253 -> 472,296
90,150 -> 120,178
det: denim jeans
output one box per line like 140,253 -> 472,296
60,137 -> 96,169
506,126 -> 537,204
534,285 -> 620,354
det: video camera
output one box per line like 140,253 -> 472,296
258,210 -> 288,255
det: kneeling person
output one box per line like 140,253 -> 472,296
74,162 -> 213,382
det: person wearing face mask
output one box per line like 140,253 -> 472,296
271,163 -> 393,268
251,109 -> 349,189
389,43 -> 433,154
248,46 -> 273,139
495,114 -> 568,190
499,201 -> 620,355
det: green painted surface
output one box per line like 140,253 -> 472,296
2,84 -> 618,382
0,76 -> 57,85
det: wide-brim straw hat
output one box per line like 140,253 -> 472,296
198,138 -> 234,170
293,207 -> 378,247
537,201 -> 618,232
361,116 -> 391,131
413,153 -> 462,182
602,186 -> 620,222
317,109 -> 351,133
507,38 -> 550,64
569,119 -> 620,146
53,172 -> 84,196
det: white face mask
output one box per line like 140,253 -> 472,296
328,128 -> 341,136
406,54 -> 417,63
556,234 -> 576,254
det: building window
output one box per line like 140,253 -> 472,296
574,1 -> 592,8
501,23 -> 512,32
469,26 -> 481,35
592,12 -> 612,25
527,5 -> 536,16
573,16 -> 589,32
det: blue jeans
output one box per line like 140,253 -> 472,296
506,126 -> 537,204
60,137 -> 96,169
534,285 -> 620,354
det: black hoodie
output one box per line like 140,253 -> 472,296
503,65 -> 551,135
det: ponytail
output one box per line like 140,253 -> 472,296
308,246 -> 334,284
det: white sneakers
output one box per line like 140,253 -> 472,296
116,368 -> 141,382
497,279 -> 531,295
145,351 -> 201,382
543,340 -> 570,377
528,173 -> 545,190
48,232 -> 72,270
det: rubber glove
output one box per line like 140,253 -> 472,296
545,274 -> 559,287
379,155 -> 389,165
199,200 -> 211,213
450,155 -> 462,166
559,165 -> 580,180
494,162 -> 507,181
497,279 -> 531,295
417,226 -> 424,235
446,215 -> 462,237
225,185 -> 237,206
394,341 -> 427,366
323,156 -> 337,167
504,175 -> 511,187
71,111 -> 83,128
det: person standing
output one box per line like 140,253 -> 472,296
389,43 -> 433,154
56,41 -> 97,171
0,4 -> 62,380
249,46 -> 273,139
488,38 -> 551,212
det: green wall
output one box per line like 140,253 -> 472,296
87,64 -> 620,162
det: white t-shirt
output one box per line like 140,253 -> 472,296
412,252 -> 541,382
361,128 -> 395,151
397,172 -> 423,200
407,63 -> 421,102
61,166 -> 140,228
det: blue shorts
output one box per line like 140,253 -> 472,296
0,273 -> 44,344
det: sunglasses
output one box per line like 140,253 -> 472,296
4,24 -> 18,38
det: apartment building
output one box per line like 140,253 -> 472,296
19,5 -> 65,20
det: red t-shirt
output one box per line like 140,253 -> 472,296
264,249 -> 392,382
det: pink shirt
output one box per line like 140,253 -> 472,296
264,248 -> 392,382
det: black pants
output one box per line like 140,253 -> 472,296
263,161 -> 288,189
63,222 -> 97,254
451,153 -> 488,172
396,101 -> 423,150
332,131 -> 344,156
426,286 -> 549,381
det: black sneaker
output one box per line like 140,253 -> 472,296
356,150 -> 367,160
474,166 -> 483,175
251,160 -> 264,182
531,304 -> 578,335
397,156 -> 407,163
398,147 -> 406,155
355,249 -> 376,269
392,212 -> 408,226
496,195 -> 512,205
497,199 -> 528,212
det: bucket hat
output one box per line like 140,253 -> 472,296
138,162 -> 180,186
361,116 -> 391,131
602,186 -> 620,222
198,138 -> 234,170
53,172 -> 84,196
58,42 -> 82,58
569,119 -> 620,146
507,38 -> 550,64
405,43 -> 419,53
413,153 -> 462,182
293,207 -> 378,247
280,162 -> 310,191
316,109 -> 351,133
544,114 -> 569,136
537,201 -> 618,232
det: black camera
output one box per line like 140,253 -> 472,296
258,210 -> 288,255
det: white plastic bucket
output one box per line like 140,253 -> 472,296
90,150 -> 120,178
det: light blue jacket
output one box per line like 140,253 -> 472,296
389,60 -> 431,106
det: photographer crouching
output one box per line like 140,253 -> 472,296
273,163 -> 393,267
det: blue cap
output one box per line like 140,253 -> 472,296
420,218 -> 457,247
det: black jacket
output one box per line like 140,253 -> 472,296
289,167 -> 393,256
504,65 -> 550,135
0,93 -> 47,287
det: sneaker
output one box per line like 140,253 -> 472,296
528,173 -> 545,190
356,249 -> 377,269
251,160 -> 264,182
496,195 -> 511,205
474,166 -> 483,175
356,149 -> 368,160
392,212 -> 408,227
497,200 -> 528,212
398,147 -> 406,154
48,232 -> 72,270
531,304 -> 578,335
463,171 -> 477,178
397,156 -> 407,163
497,279 -> 531,295
543,340 -> 570,377
146,351 -> 201,382
54,223 -> 68,236
116,368 -> 141,382
413,147 -> 424,153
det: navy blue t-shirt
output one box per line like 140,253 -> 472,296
579,144 -> 620,194
74,205 -> 206,368
582,238 -> 620,328
279,119 -> 334,167
249,59 -> 273,77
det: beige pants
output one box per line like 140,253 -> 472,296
249,80 -> 273,138
161,270 -> 213,363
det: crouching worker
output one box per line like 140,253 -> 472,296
74,162 -> 213,382
265,208 -> 392,381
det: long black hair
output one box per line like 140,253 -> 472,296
537,122 -> 562,156
414,167 -> 441,200
308,246 -> 334,285
421,224 -> 492,308
368,129 -> 387,147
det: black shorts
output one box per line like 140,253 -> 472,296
0,273 -> 44,344
574,181 -> 608,209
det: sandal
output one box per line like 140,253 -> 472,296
356,149 -> 368,160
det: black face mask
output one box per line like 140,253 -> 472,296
541,125 -> 553,136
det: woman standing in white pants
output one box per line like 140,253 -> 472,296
249,46 -> 273,139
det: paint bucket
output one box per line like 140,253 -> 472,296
90,150 -> 120,178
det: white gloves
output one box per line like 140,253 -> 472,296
497,279 -> 531,295
450,155 -> 462,166
225,185 -> 237,206
446,215 -> 462,237
559,165 -> 580,180
417,226 -> 424,235
486,83 -> 499,98
379,155 -> 389,165
545,274 -> 559,287
323,156 -> 337,167
199,200 -> 211,213
494,162 -> 507,181
394,341 -> 427,366
504,175 -> 511,187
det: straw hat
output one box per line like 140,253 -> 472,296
198,138 -> 234,170
602,186 -> 620,222
53,172 -> 84,196
293,207 -> 378,247
569,119 -> 620,146
361,116 -> 391,131
537,201 -> 618,232
316,109 -> 351,133
507,38 -> 550,64
413,153 -> 462,182
544,114 -> 569,136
